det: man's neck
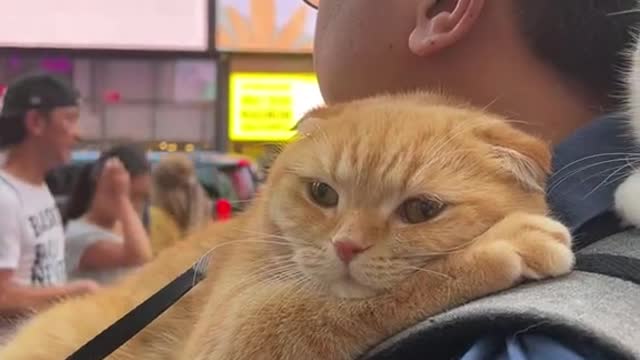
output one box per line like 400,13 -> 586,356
445,6 -> 602,145
451,51 -> 601,145
487,83 -> 600,145
2,146 -> 49,185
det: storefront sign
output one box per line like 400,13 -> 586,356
228,72 -> 324,142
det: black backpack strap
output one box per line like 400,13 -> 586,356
574,253 -> 640,285
66,257 -> 209,360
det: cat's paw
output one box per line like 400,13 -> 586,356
474,212 -> 574,282
615,171 -> 640,227
512,220 -> 573,280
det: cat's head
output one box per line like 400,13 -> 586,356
262,93 -> 551,299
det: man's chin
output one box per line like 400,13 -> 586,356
50,151 -> 71,167
328,279 -> 380,300
61,149 -> 74,163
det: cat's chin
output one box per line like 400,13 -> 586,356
328,279 -> 379,299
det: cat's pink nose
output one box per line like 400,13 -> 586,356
333,240 -> 369,264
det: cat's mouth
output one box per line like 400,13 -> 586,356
293,247 -> 386,299
319,264 -> 381,299
328,274 -> 379,299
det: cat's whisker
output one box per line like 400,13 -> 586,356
191,253 -> 214,286
501,118 -> 542,129
556,158 -> 639,181
607,9 -> 640,16
551,152 -> 640,177
243,269 -> 302,295
253,275 -> 312,318
393,234 -> 478,256
548,158 -> 637,194
233,228 -> 306,246
197,238 -> 294,268
480,96 -> 502,113
549,153 -> 640,182
228,229 -> 292,244
228,261 -> 300,293
579,160 -> 638,183
575,163 -> 636,191
246,268 -> 301,286
394,253 -> 452,260
224,199 -> 255,205
230,270 -> 303,307
262,263 -> 302,280
398,241 -> 477,255
243,258 -> 299,276
401,265 -> 452,280
591,170 -> 636,196
583,162 -> 635,199
227,259 -> 299,284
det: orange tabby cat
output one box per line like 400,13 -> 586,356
0,93 -> 574,360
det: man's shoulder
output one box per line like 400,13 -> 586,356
0,170 -> 56,208
0,175 -> 21,209
0,175 -> 23,235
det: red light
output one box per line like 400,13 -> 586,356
238,159 -> 250,167
215,198 -> 232,221
103,90 -> 121,103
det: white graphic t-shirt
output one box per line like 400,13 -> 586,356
0,170 -> 66,286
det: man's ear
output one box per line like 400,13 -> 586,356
23,109 -> 47,137
409,0 -> 485,57
476,121 -> 552,193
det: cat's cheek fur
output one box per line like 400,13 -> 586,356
294,247 -> 335,280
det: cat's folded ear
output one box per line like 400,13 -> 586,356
478,121 -> 552,193
293,104 -> 345,135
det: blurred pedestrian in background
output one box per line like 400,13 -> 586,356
0,73 -> 98,342
64,144 -> 153,285
149,153 -> 212,255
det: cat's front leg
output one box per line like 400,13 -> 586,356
463,212 -> 574,282
374,212 -> 575,340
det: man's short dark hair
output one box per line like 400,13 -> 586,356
514,0 -> 640,107
0,73 -> 79,148
0,111 -> 51,149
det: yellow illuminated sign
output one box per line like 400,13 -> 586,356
228,72 -> 324,142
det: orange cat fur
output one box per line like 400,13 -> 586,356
0,93 -> 574,360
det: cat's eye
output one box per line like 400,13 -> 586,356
308,181 -> 339,207
398,198 -> 445,224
